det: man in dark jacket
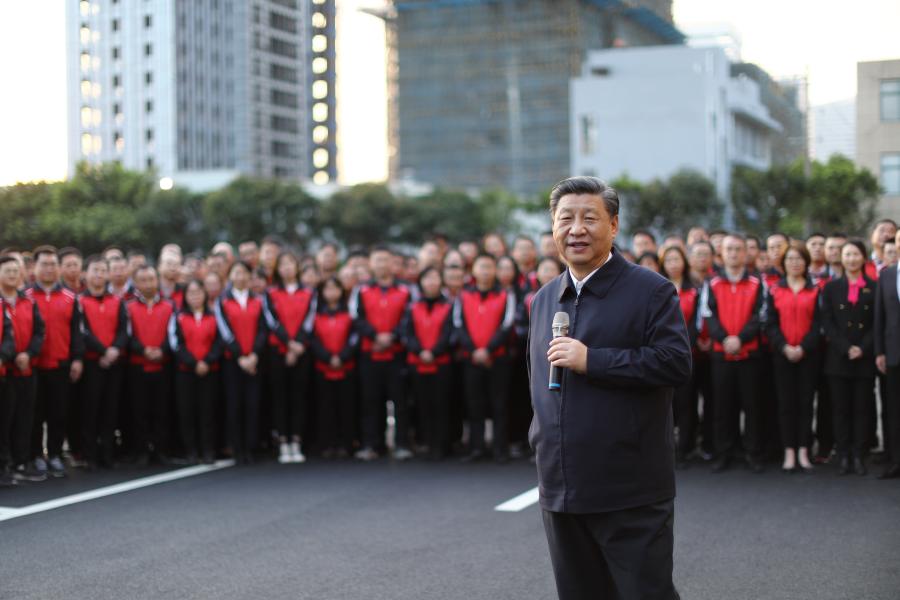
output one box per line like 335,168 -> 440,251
528,176 -> 691,600
874,228 -> 900,479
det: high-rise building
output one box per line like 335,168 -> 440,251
569,45 -> 782,227
380,0 -> 684,195
811,98 -> 855,162
857,59 -> 900,221
66,0 -> 336,185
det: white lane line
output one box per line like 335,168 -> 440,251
495,486 -> 540,512
0,460 -> 235,523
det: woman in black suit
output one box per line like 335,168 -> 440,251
820,239 -> 877,476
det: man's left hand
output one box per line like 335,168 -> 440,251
548,337 -> 588,374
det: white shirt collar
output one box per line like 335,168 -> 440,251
568,251 -> 613,296
232,287 -> 249,309
285,283 -> 299,294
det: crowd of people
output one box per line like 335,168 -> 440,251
1,216 -> 900,488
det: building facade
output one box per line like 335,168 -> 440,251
382,0 -> 684,195
569,45 -> 782,226
66,0 -> 336,185
811,98 -> 855,162
857,59 -> 900,222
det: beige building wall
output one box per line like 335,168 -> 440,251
857,59 -> 900,222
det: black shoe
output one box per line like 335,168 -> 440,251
877,463 -> 900,480
675,459 -> 690,471
782,465 -> 796,474
711,456 -> 730,473
853,457 -> 867,476
838,456 -> 851,475
0,473 -> 18,487
494,453 -> 509,464
12,464 -> 46,482
460,450 -> 485,463
747,458 -> 765,474
134,453 -> 150,467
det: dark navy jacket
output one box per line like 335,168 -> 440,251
527,250 -> 692,514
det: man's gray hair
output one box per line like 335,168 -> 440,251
549,176 -> 619,218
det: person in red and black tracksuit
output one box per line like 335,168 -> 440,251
0,255 -> 46,482
403,267 -> 454,460
158,252 -> 185,310
59,247 -> 85,465
215,261 -> 267,465
28,245 -> 84,478
349,246 -> 414,462
705,234 -> 766,474
454,253 -> 517,463
169,279 -> 223,464
79,255 -> 128,468
765,243 -> 822,474
661,245 -> 700,468
127,265 -> 176,465
263,251 -> 316,464
0,293 -> 17,486
311,276 -> 359,458
821,239 -> 877,476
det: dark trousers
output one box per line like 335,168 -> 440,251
881,366 -> 900,464
830,375 -> 874,459
508,342 -> 531,446
223,359 -> 260,458
359,355 -> 408,450
67,378 -> 83,457
449,358 -> 465,447
759,351 -> 781,457
316,372 -> 356,453
130,366 -> 170,457
81,361 -> 123,464
542,500 -> 680,600
3,376 -> 35,466
0,379 -> 10,467
692,356 -> 715,454
711,357 -> 761,460
175,369 -> 218,460
411,364 -> 451,456
267,351 -> 310,440
32,367 -> 70,459
814,352 -> 834,456
464,357 -> 510,455
673,381 -> 696,458
772,355 -> 818,450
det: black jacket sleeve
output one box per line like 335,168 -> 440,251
704,284 -> 728,343
339,320 -> 359,363
113,302 -> 128,350
800,294 -> 822,353
402,306 -> 421,355
765,292 -> 788,353
0,309 -> 14,362
204,327 -> 224,364
252,306 -> 268,356
875,278 -> 886,357
263,292 -> 289,345
169,314 -> 197,368
431,308 -> 454,356
486,291 -> 517,353
69,299 -> 85,360
452,296 -> 475,352
214,298 -> 242,357
585,281 -> 692,388
821,282 -> 852,355
27,301 -> 45,358
349,286 -> 376,339
81,301 -> 108,354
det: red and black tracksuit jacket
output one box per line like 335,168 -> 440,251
214,288 -> 267,359
705,273 -> 764,361
161,282 -> 185,311
127,295 -> 175,373
168,309 -> 224,371
311,305 -> 358,380
108,281 -> 137,302
404,296 -> 453,375
28,284 -> 84,370
0,307 -> 15,376
263,285 -> 316,354
350,281 -> 412,361
764,279 -> 821,354
79,292 -> 128,361
452,285 -> 517,360
0,292 -> 45,377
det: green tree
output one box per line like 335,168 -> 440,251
804,155 -> 879,236
617,169 -> 721,235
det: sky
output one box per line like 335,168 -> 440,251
0,0 -> 898,187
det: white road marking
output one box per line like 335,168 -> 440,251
495,486 -> 540,512
0,460 -> 235,523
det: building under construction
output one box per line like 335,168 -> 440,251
380,0 -> 684,194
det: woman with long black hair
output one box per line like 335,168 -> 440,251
215,261 -> 267,464
404,267 -> 454,460
766,243 -> 821,474
821,240 -> 877,476
264,251 -> 316,464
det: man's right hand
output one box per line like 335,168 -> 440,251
15,352 -> 30,371
723,336 -> 742,355
876,354 -> 887,374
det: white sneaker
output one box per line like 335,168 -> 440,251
290,442 -> 306,464
278,443 -> 292,464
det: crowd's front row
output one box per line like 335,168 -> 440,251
2,223 -> 900,488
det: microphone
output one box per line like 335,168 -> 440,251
549,311 -> 569,391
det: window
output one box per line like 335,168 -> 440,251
145,100 -> 153,113
80,106 -> 92,128
313,148 -> 329,168
312,79 -> 328,99
312,12 -> 326,28
271,89 -> 299,108
80,52 -> 91,72
114,132 -> 124,152
112,46 -> 120,60
146,129 -> 154,142
81,79 -> 92,97
146,157 -> 154,170
271,115 -> 299,133
882,154 -> 900,196
80,26 -> 90,44
312,57 -> 327,74
144,15 -> 152,28
312,125 -> 328,144
579,115 -> 597,155
145,71 -> 153,85
144,43 -> 152,56
270,37 -> 298,58
271,63 -> 298,83
112,18 -> 119,32
313,102 -> 328,122
312,35 -> 327,53
882,80 -> 900,121
112,74 -> 121,87
313,171 -> 329,185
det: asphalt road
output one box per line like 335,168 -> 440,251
1,457 -> 899,600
